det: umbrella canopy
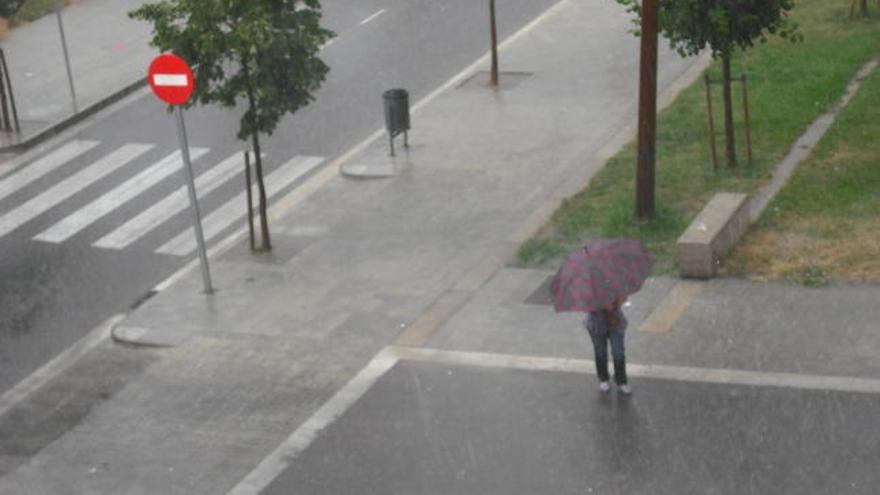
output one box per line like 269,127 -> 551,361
550,239 -> 655,313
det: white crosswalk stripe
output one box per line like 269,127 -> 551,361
33,148 -> 209,244
2,140 -> 326,256
156,155 -> 324,256
0,144 -> 153,239
93,152 -> 250,250
0,140 -> 99,203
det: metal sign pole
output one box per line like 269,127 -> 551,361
54,0 -> 77,114
174,106 -> 213,294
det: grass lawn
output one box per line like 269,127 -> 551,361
514,0 -> 880,282
11,0 -> 77,24
723,66 -> 880,285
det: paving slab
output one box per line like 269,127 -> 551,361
0,0 -> 156,150
428,268 -> 880,380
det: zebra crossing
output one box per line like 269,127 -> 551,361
0,139 -> 325,256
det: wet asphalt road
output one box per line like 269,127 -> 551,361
0,0 -> 561,394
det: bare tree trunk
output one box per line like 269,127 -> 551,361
636,0 -> 658,219
721,52 -> 737,168
249,130 -> 271,252
242,61 -> 271,252
850,0 -> 870,18
489,0 -> 499,86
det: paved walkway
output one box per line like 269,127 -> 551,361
0,0 -> 154,151
1,0 -> 878,493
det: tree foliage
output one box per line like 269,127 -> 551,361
130,0 -> 333,141
616,0 -> 802,59
616,0 -> 801,167
130,0 -> 334,251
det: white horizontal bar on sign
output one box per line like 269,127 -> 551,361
34,148 -> 209,244
153,74 -> 189,87
94,152 -> 250,250
0,144 -> 153,239
156,155 -> 323,256
0,140 -> 99,203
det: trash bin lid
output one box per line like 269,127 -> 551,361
383,88 -> 408,99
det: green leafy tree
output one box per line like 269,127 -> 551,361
0,0 -> 23,19
130,0 -> 334,251
616,0 -> 801,167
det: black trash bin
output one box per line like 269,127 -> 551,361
383,88 -> 409,156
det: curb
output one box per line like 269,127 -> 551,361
0,77 -> 147,154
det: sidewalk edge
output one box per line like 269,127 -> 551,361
0,77 -> 147,154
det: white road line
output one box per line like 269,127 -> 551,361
0,144 -> 153,239
33,148 -> 209,243
226,341 -> 880,495
156,155 -> 323,256
320,38 -> 336,50
0,140 -> 99,203
226,348 -> 399,495
94,152 -> 245,250
389,347 -> 880,395
359,8 -> 386,25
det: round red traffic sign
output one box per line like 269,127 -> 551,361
148,54 -> 194,105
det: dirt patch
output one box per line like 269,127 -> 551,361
724,216 -> 880,282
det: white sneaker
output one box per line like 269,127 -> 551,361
619,384 -> 633,395
599,381 -> 611,392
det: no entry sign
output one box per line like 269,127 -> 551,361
147,53 -> 213,293
148,54 -> 194,105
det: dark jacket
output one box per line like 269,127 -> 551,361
583,308 -> 628,338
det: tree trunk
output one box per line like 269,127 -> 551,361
636,0 -> 658,219
489,0 -> 499,86
850,0 -> 869,18
242,61 -> 272,252
250,131 -> 271,252
721,52 -> 737,168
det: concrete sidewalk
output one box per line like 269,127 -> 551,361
2,0 -> 878,493
0,0 -> 155,151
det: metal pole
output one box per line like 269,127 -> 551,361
704,75 -> 718,171
174,106 -> 213,294
489,0 -> 499,86
0,57 -> 9,131
636,0 -> 659,219
0,49 -> 20,132
55,0 -> 78,114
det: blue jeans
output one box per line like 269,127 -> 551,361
589,328 -> 627,385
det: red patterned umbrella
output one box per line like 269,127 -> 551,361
550,239 -> 655,313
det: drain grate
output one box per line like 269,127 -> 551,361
456,71 -> 534,90
523,274 -> 555,306
219,233 -> 313,265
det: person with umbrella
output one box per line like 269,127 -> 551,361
550,239 -> 655,395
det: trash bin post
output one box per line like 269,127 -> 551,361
383,88 -> 410,157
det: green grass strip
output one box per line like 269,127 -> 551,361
13,0 -> 61,24
725,65 -> 880,284
515,0 -> 880,275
